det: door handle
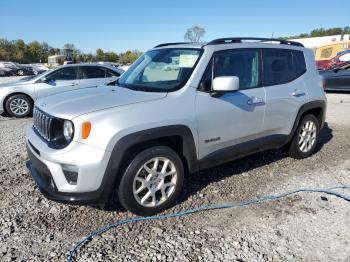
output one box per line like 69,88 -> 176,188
70,83 -> 78,86
247,96 -> 265,105
292,89 -> 306,97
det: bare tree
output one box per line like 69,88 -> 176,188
184,26 -> 206,42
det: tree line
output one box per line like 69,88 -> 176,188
281,26 -> 350,39
0,38 -> 143,64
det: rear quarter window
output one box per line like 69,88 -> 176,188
262,49 -> 306,86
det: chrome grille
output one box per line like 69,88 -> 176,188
33,107 -> 53,141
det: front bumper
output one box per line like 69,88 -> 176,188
26,152 -> 104,205
25,127 -> 113,205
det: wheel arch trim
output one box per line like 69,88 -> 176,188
3,92 -> 34,110
97,125 -> 198,205
287,99 -> 326,143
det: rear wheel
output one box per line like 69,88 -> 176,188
118,146 -> 184,216
5,94 -> 33,118
288,114 -> 320,159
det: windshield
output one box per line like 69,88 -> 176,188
118,48 -> 202,92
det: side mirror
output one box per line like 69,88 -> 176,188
41,77 -> 49,83
212,76 -> 239,93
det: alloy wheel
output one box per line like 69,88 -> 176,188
298,120 -> 317,153
9,98 -> 29,116
133,157 -> 178,207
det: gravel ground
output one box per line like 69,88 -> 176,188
0,76 -> 350,261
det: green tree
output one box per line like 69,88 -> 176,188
27,41 -> 42,62
119,50 -> 142,64
282,26 -> 350,39
13,39 -> 26,62
63,43 -> 76,50
95,48 -> 105,61
0,39 -> 13,61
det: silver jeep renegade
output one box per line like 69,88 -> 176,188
26,37 -> 327,215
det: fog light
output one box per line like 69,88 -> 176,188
62,164 -> 78,185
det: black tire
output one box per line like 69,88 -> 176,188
5,94 -> 33,118
118,146 -> 184,216
288,114 -> 320,159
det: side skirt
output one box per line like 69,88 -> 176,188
198,135 -> 288,170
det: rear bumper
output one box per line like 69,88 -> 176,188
26,144 -> 107,205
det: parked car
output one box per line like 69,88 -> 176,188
316,50 -> 350,70
25,38 -> 326,215
13,63 -> 35,76
0,61 -> 35,76
0,67 -> 17,76
30,64 -> 49,75
0,64 -> 124,117
319,61 -> 350,91
0,61 -> 20,74
0,61 -> 18,69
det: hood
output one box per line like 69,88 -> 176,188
0,78 -> 35,89
36,86 -> 167,119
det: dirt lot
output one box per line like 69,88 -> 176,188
0,77 -> 349,261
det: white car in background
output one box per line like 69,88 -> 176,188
0,63 -> 124,117
30,64 -> 49,75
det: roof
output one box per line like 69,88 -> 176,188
153,37 -> 304,50
57,63 -> 125,73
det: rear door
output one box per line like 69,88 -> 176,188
34,67 -> 80,99
262,48 -> 308,137
78,66 -> 119,88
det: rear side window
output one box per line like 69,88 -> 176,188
262,49 -> 306,86
80,66 -> 106,79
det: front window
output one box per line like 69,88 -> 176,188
118,48 -> 202,92
46,67 -> 78,81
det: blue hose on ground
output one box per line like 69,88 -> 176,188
67,185 -> 350,262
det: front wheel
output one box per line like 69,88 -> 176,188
5,94 -> 33,118
288,114 -> 320,159
118,146 -> 184,216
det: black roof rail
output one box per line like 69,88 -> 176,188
207,37 -> 304,47
154,42 -> 193,48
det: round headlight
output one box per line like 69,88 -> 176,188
63,120 -> 74,141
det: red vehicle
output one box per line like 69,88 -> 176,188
317,50 -> 350,70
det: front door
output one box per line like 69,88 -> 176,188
327,63 -> 350,90
34,67 -> 80,100
196,48 -> 266,160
